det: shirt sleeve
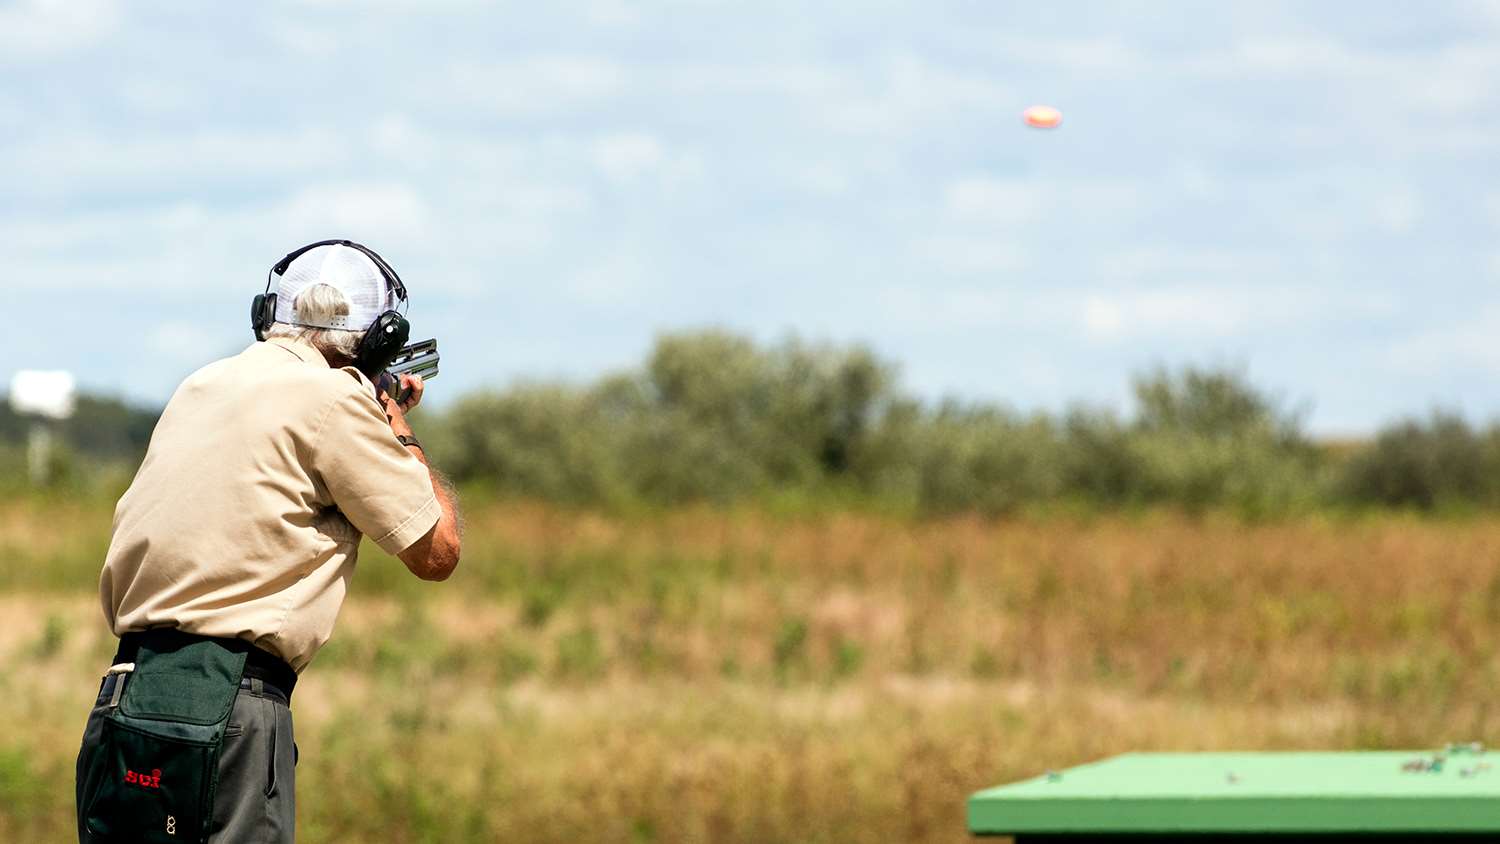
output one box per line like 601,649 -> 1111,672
313,379 -> 440,555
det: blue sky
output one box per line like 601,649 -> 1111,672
4,0 -> 1500,434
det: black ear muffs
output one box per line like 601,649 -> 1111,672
356,310 -> 410,379
250,293 -> 278,341
255,239 -> 412,377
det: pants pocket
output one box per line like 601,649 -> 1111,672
264,704 -> 278,799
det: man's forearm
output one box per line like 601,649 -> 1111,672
409,445 -> 462,539
395,442 -> 463,581
384,375 -> 462,580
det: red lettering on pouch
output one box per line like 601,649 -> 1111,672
124,768 -> 163,789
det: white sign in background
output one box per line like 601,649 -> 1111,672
9,370 -> 77,420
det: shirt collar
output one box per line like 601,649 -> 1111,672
265,336 -> 331,369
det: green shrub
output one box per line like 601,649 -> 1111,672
1118,368 -> 1319,514
431,383 -> 632,505
906,404 -> 1064,516
1336,412 -> 1500,510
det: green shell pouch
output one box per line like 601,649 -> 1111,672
79,635 -> 248,843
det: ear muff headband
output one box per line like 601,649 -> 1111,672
267,239 -> 408,301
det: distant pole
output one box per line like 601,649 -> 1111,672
28,422 -> 52,486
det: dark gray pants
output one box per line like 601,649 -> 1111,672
76,673 -> 297,843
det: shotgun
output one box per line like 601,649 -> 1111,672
377,339 -> 439,405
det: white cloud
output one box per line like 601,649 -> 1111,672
1093,247 -> 1279,284
590,131 -> 704,188
1078,283 -> 1395,343
1,203 -> 210,267
4,128 -> 345,193
562,248 -> 656,306
592,132 -> 665,183
1082,296 -> 1125,338
794,162 -> 852,197
1065,181 -> 1151,220
0,92 -> 20,129
874,283 -> 1074,333
443,55 -> 626,116
1081,287 -> 1257,341
274,183 -> 434,241
277,0 -> 485,7
10,241 -> 232,294
1373,192 -> 1422,234
1485,193 -> 1500,229
436,135 -> 532,184
474,184 -> 595,217
943,177 -> 1038,225
1185,35 -> 1500,122
940,175 -> 1150,231
437,201 -> 577,263
916,235 -> 1027,274
1387,306 -> 1500,376
1172,163 -> 1225,200
822,53 -> 1011,136
370,114 -> 440,166
0,0 -> 122,61
990,34 -> 1150,76
1225,37 -> 1367,77
666,62 -> 849,99
1400,44 -> 1495,114
118,76 -> 194,114
583,0 -> 640,27
4,186 -> 432,293
266,20 -> 332,56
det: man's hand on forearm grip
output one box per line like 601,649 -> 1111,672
381,373 -> 424,440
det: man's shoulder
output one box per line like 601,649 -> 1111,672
292,364 -> 382,421
330,363 -> 378,397
296,365 -> 388,432
178,343 -> 377,412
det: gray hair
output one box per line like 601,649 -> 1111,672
264,283 -> 364,365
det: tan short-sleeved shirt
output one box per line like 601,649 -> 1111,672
100,337 -> 440,672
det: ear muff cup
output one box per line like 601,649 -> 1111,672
251,293 -> 278,342
356,311 -> 410,378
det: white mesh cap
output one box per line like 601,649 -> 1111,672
273,243 -> 399,331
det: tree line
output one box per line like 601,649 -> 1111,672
8,329 -> 1500,514
423,330 -> 1500,516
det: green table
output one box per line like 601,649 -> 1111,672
968,751 -> 1500,841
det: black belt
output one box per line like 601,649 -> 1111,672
100,672 -> 289,706
114,628 -> 298,702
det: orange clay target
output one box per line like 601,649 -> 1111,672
1023,105 -> 1062,129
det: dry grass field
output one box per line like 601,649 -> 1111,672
5,497 -> 1500,842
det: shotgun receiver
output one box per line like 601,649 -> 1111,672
378,339 -> 439,404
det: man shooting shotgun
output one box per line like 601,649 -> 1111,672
74,240 -> 462,843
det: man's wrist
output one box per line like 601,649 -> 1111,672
396,433 -> 423,451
